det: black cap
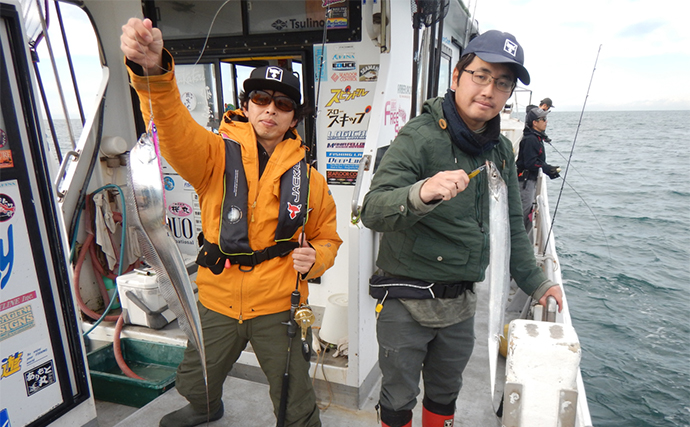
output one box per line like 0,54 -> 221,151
526,107 -> 549,126
540,98 -> 554,108
243,66 -> 301,104
463,30 -> 530,85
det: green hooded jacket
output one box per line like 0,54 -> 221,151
361,96 -> 551,299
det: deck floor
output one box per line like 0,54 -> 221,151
96,281 -> 502,427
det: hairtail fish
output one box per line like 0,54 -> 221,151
486,160 -> 511,408
126,126 -> 207,388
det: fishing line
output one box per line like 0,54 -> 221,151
542,44 -> 602,257
309,4 -> 332,164
544,140 -> 589,183
134,22 -> 217,423
193,0 -> 232,66
558,177 -> 611,258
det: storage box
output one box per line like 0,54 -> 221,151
117,270 -> 176,328
87,338 -> 185,407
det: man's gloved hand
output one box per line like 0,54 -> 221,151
546,166 -> 561,179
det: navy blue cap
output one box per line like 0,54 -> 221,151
464,30 -> 530,85
244,66 -> 302,104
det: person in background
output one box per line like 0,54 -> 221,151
120,17 -> 342,427
516,106 -> 560,231
539,97 -> 554,110
360,30 -> 563,427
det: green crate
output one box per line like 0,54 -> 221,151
87,338 -> 185,407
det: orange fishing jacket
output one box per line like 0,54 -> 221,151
127,57 -> 341,321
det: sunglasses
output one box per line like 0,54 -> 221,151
249,90 -> 297,112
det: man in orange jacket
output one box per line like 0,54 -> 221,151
121,17 -> 342,427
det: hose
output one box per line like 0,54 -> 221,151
113,315 -> 144,380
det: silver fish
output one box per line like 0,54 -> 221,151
126,131 -> 207,384
486,160 -> 510,400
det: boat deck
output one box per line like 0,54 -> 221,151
93,279 -> 503,427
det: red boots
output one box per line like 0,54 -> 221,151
421,406 -> 455,426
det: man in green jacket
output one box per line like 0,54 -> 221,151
360,30 -> 563,427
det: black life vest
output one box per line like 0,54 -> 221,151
196,138 -> 309,273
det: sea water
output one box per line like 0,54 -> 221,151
545,110 -> 690,427
47,111 -> 690,426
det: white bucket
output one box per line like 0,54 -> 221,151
319,293 -> 348,345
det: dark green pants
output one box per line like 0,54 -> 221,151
176,302 -> 320,427
377,299 -> 475,412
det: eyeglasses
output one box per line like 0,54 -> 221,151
249,90 -> 297,112
463,69 -> 515,93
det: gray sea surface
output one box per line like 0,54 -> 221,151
545,110 -> 690,427
47,111 -> 690,426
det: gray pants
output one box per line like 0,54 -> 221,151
175,302 -> 320,427
377,299 -> 475,411
519,178 -> 537,231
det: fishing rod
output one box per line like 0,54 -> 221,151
542,44 -> 602,256
277,108 -> 319,427
277,188 -> 316,427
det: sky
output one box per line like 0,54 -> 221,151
32,0 -> 690,119
470,0 -> 690,111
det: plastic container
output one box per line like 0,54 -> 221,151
319,293 -> 348,345
102,277 -> 120,309
87,338 -> 185,407
117,270 -> 176,328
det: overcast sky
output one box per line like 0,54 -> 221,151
36,0 -> 689,118
471,0 -> 689,111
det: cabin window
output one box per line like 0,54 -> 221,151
153,0 -> 243,40
176,63 -> 220,131
27,1 -> 101,163
438,45 -> 453,93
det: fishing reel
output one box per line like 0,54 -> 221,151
294,305 -> 315,361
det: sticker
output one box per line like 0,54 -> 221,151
0,194 -> 15,222
314,45 -> 327,82
1,224 -> 14,290
0,305 -> 34,342
359,64 -> 379,82
168,202 -> 192,217
325,86 -> 370,107
1,351 -> 23,380
326,141 -> 365,149
332,61 -> 356,72
0,291 -> 37,313
0,129 -> 7,148
25,346 -> 49,367
164,176 -> 175,191
326,6 -> 348,29
327,130 -> 367,140
326,107 -> 371,128
0,151 -> 13,169
24,360 -> 56,396
0,408 -> 11,427
330,72 -> 357,82
384,99 -> 408,134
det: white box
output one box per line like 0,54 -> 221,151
503,319 -> 581,427
117,270 -> 176,329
